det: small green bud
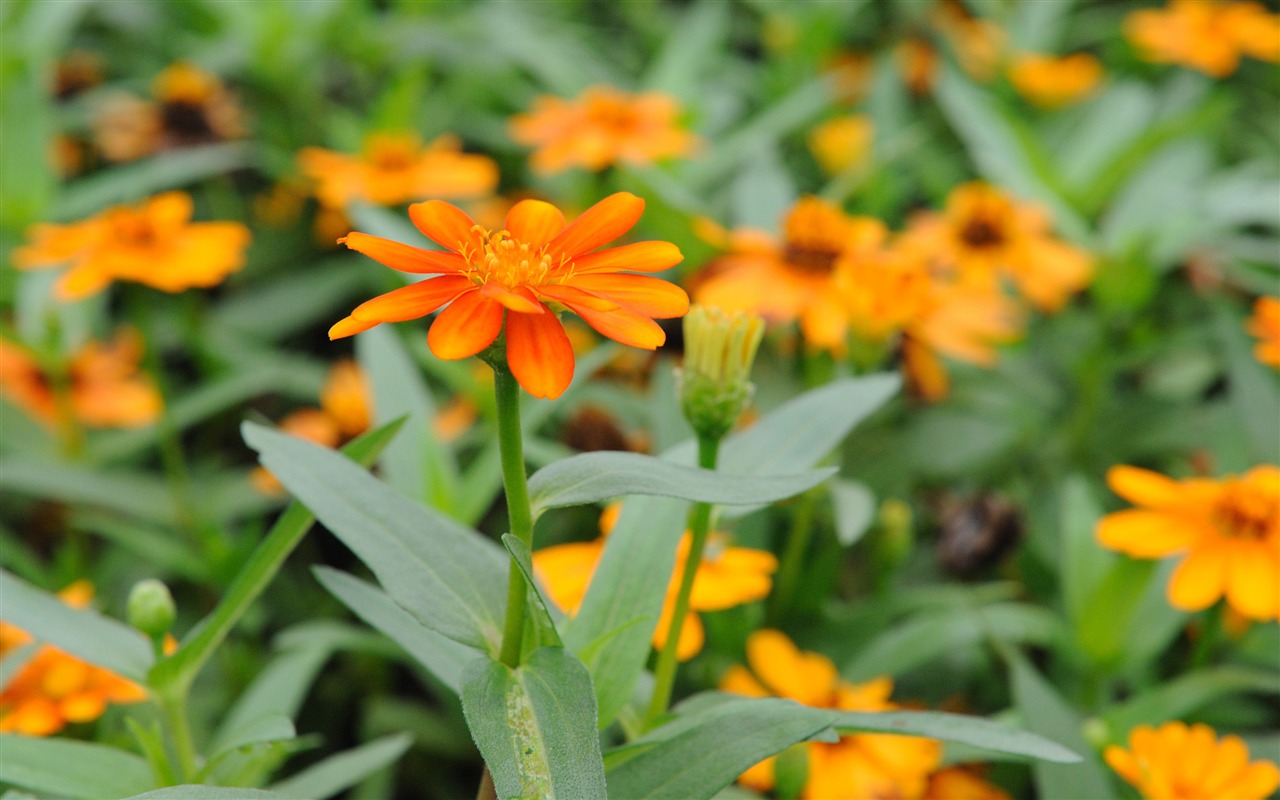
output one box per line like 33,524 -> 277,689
127,579 -> 175,638
1082,717 -> 1110,749
872,499 -> 914,587
679,305 -> 765,442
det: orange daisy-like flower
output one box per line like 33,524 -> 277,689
0,330 -> 162,429
329,192 -> 688,399
901,280 -> 1024,402
509,85 -> 698,174
0,582 -> 148,736
900,182 -> 1093,312
94,62 -> 244,162
1007,52 -> 1103,109
722,630 -> 944,800
13,191 -> 251,300
1247,296 -> 1280,369
1097,465 -> 1280,621
533,505 -> 777,660
1104,721 -> 1280,800
297,132 -> 499,209
694,196 -> 888,352
1125,0 -> 1280,77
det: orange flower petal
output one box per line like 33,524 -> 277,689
329,315 -> 379,340
1225,543 -> 1279,620
571,241 -> 684,274
721,664 -> 771,697
427,290 -> 502,360
505,200 -> 566,249
351,275 -> 474,323
547,192 -> 644,258
1167,544 -> 1229,611
1096,510 -> 1202,557
535,284 -> 620,312
505,308 -> 575,399
747,629 -> 837,706
569,302 -> 666,349
479,282 -> 545,314
570,274 -> 690,318
340,232 -> 467,274
408,200 -> 483,253
1106,465 -> 1185,509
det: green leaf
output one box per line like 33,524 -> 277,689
527,451 -> 835,518
149,420 -> 402,693
208,714 -> 296,762
830,479 -> 875,547
502,534 -> 564,649
605,696 -> 837,800
122,788 -> 289,800
0,735 -> 152,799
1004,650 -> 1115,800
243,422 -> 508,652
1214,299 -> 1280,465
313,567 -> 475,693
267,734 -> 412,800
212,259 -> 373,342
1103,667 -> 1280,739
0,569 -> 152,681
461,648 -> 607,800
641,0 -> 728,102
0,460 -> 177,526
1074,558 -> 1161,667
1059,475 -> 1117,626
835,711 -> 1079,763
214,645 -> 332,752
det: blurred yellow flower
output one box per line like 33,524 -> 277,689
694,196 -> 888,351
533,506 -> 777,660
722,630 -> 943,799
931,0 -> 1005,82
808,115 -> 874,176
297,132 -> 499,208
1105,721 -> 1280,800
1097,465 -> 1280,621
0,330 -> 161,429
0,582 -> 148,736
899,182 -> 1093,312
94,62 -> 244,162
1247,296 -> 1280,368
14,191 -> 251,300
1007,53 -> 1103,109
1125,0 -> 1280,77
923,768 -> 1011,800
902,281 -> 1024,402
509,85 -> 698,174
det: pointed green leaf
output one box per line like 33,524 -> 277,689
834,711 -> 1079,763
267,734 -> 412,800
0,735 -> 152,799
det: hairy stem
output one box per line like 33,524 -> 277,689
495,367 -> 536,668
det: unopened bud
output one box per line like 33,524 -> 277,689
679,305 -> 765,442
127,579 -> 175,639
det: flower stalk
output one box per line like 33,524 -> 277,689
494,363 -> 536,668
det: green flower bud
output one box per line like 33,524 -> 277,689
679,305 -> 765,442
127,579 -> 175,638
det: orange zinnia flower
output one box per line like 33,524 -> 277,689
1247,296 -> 1280,368
509,85 -> 698,174
1125,0 -> 1280,77
694,196 -> 888,351
1104,721 -> 1280,800
252,360 -> 372,494
808,115 -> 874,176
0,330 -> 161,429
900,182 -> 1093,312
533,505 -> 777,660
1007,52 -> 1103,109
1097,465 -> 1280,621
722,630 -> 943,799
901,280 -> 1024,402
0,582 -> 148,736
94,62 -> 244,162
923,768 -> 1011,800
14,191 -> 251,300
297,132 -> 499,209
329,192 -> 688,399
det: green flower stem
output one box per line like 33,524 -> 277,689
157,689 -> 198,783
768,488 -> 818,625
644,433 -> 720,729
495,366 -> 536,668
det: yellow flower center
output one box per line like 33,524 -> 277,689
1212,481 -> 1277,542
460,227 -> 569,288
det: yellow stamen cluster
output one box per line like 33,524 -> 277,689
461,226 -> 568,288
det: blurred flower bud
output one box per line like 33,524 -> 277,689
679,305 -> 765,442
127,579 -> 175,639
872,499 -> 915,583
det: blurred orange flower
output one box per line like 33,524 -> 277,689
808,115 -> 874,176
0,582 -> 147,736
298,132 -> 499,208
94,62 -> 244,162
534,506 -> 777,660
1097,465 -> 1280,621
1125,0 -> 1280,77
1007,53 -> 1103,108
931,0 -> 1005,82
0,330 -> 161,429
722,630 -> 943,799
900,182 -> 1093,312
924,768 -> 1011,800
901,281 -> 1024,402
329,192 -> 687,399
1247,296 -> 1280,368
14,191 -> 251,300
509,86 -> 698,174
694,196 -> 888,351
1105,721 -> 1280,800
252,360 -> 372,494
